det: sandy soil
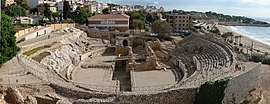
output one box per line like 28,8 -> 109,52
216,25 -> 270,54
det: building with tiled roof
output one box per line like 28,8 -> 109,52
88,14 -> 130,32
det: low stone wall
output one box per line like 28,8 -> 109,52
24,26 -> 52,40
222,64 -> 261,104
15,23 -> 75,42
50,23 -> 75,31
80,48 -> 106,60
50,83 -> 197,104
15,26 -> 42,41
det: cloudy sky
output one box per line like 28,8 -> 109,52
98,0 -> 270,18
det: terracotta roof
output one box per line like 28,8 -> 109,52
88,14 -> 130,19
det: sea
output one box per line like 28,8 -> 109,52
228,18 -> 270,45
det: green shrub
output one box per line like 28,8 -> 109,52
262,57 -> 270,65
250,53 -> 265,62
195,78 -> 230,104
145,26 -> 151,32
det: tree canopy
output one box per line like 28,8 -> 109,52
152,20 -> 173,38
43,3 -> 52,22
146,13 -> 160,23
126,11 -> 145,29
102,8 -> 110,14
0,13 -> 20,66
70,7 -> 91,24
5,5 -> 26,17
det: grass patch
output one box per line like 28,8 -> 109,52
23,42 -> 56,56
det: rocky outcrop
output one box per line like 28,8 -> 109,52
24,96 -> 37,104
7,87 -> 24,104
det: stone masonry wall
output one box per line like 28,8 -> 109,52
50,84 -> 197,104
222,64 -> 261,104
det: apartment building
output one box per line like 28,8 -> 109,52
166,14 -> 193,33
88,14 -> 130,32
84,3 -> 96,13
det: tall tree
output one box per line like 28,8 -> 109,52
52,12 -> 60,22
63,0 -> 70,20
152,20 -> 173,38
71,7 -> 91,24
5,5 -> 26,17
43,4 -> 52,22
0,13 -> 20,66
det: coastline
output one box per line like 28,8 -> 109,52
216,25 -> 270,54
218,22 -> 270,27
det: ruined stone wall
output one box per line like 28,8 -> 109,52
85,28 -> 109,38
50,84 -> 197,104
115,45 -> 128,56
222,64 -> 261,104
20,33 -> 72,52
15,23 -> 74,41
147,40 -> 161,51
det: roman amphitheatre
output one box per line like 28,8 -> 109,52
0,24 -> 265,104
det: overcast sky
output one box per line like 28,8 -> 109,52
98,0 -> 270,18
